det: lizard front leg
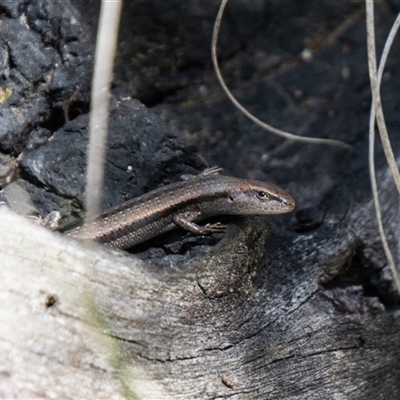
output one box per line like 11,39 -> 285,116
172,212 -> 226,235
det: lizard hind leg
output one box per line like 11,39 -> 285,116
180,166 -> 222,181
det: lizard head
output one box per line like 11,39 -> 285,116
226,179 -> 295,215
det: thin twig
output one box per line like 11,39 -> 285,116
366,2 -> 400,194
85,0 -> 123,222
366,0 -> 400,293
211,0 -> 351,150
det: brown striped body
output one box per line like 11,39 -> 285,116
67,169 -> 295,249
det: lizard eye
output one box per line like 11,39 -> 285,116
257,191 -> 269,199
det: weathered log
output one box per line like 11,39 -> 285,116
1,171 -> 400,399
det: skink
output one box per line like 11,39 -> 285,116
67,167 -> 295,249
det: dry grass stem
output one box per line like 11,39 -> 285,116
212,0 -> 351,150
366,0 -> 400,293
85,0 -> 123,222
366,2 -> 400,195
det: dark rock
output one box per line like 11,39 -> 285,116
0,18 -> 54,83
295,207 -> 324,231
0,153 -> 18,187
0,15 -> 52,154
0,0 -> 93,154
25,127 -> 52,151
20,96 -> 207,226
1,178 -> 74,218
0,0 -> 28,19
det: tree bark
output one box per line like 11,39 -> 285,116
1,200 -> 400,399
